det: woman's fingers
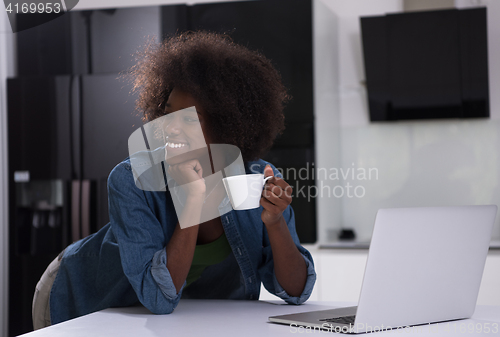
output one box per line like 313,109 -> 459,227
264,179 -> 292,204
167,160 -> 206,196
262,184 -> 291,207
260,196 -> 282,215
190,160 -> 204,180
169,160 -> 203,180
260,170 -> 293,226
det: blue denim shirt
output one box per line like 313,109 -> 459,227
49,156 -> 316,325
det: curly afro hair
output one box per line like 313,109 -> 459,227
129,31 -> 289,162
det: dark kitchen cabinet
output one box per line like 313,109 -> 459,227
7,74 -> 142,336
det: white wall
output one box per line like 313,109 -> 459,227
312,0 -> 404,241
319,0 -> 403,128
313,0 -> 341,244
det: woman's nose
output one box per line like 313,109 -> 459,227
164,115 -> 182,136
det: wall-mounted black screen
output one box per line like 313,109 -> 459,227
361,8 -> 489,121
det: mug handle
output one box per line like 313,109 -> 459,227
263,176 -> 273,185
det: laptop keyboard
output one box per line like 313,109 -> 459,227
319,315 -> 356,324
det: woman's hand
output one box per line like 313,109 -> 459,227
167,159 -> 206,197
260,164 -> 293,227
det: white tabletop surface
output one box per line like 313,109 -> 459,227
20,300 -> 500,336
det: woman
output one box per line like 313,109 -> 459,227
32,31 -> 316,329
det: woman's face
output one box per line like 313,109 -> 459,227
162,88 -> 211,164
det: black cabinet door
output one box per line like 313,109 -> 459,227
86,7 -> 161,74
81,74 -> 143,180
86,4 -> 189,74
263,147 -> 316,243
189,0 -> 313,124
8,76 -> 74,337
16,13 -> 74,76
16,5 -> 188,76
8,76 -> 73,180
81,74 -> 143,229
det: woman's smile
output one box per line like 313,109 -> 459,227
166,139 -> 189,150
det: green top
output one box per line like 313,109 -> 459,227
185,231 -> 232,288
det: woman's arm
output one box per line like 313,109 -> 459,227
260,165 -> 307,297
165,198 -> 202,293
265,217 -> 307,297
165,160 -> 206,293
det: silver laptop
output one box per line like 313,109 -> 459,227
269,205 -> 497,334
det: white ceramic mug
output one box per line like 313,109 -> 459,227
222,174 -> 273,210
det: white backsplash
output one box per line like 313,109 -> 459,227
339,119 -> 500,241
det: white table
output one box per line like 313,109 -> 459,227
20,300 -> 500,336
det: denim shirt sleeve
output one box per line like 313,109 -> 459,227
108,161 -> 184,314
256,163 -> 317,305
